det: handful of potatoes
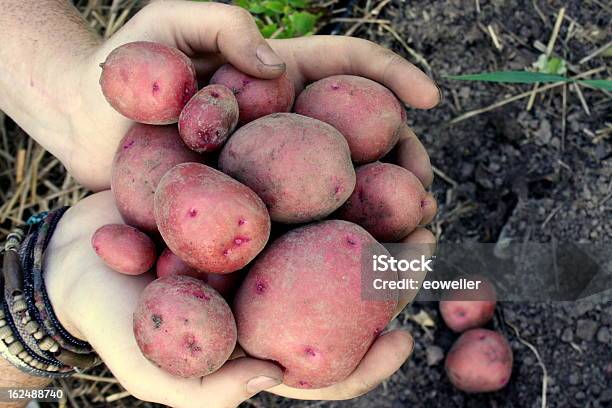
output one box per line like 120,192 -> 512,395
92,41 -> 429,387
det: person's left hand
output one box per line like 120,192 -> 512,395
62,1 -> 439,191
43,190 -> 427,406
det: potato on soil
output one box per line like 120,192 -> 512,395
234,220 -> 397,389
445,329 -> 513,393
99,41 -> 197,124
337,162 -> 425,241
92,224 -> 156,275
156,248 -> 243,298
210,64 -> 295,124
133,276 -> 237,378
440,277 -> 497,333
178,84 -> 239,152
295,75 -> 405,163
111,123 -> 201,233
219,113 -> 356,223
154,163 -> 270,274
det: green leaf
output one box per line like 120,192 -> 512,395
288,0 -> 308,7
260,23 -> 279,38
288,11 -> 317,36
445,71 -> 568,83
248,4 -> 267,13
579,79 -> 612,91
262,0 -> 285,13
533,54 -> 567,75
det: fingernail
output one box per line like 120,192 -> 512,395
256,44 -> 285,69
246,376 -> 282,393
434,82 -> 443,106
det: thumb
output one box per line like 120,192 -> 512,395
199,357 -> 284,407
130,1 -> 285,78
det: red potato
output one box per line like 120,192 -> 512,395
295,75 -> 405,163
440,277 -> 497,333
219,113 -> 356,223
210,64 -> 295,124
156,248 -> 243,298
156,247 -> 200,279
445,329 -> 513,393
178,84 -> 239,152
154,163 -> 270,274
92,224 -> 156,275
234,220 -> 398,389
111,124 -> 202,233
133,276 -> 237,378
100,41 -> 197,124
337,162 -> 426,241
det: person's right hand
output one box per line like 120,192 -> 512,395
43,191 -> 419,407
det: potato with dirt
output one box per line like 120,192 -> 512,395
111,123 -> 202,233
99,41 -> 197,124
295,75 -> 405,163
445,328 -> 513,393
219,113 -> 356,223
337,162 -> 426,241
92,224 -> 156,275
439,277 -> 497,332
154,163 -> 270,274
210,63 -> 295,124
133,275 -> 237,378
156,248 -> 243,298
233,220 -> 397,389
178,84 -> 239,152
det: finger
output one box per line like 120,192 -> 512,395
395,125 -> 434,187
131,1 -> 285,78
394,227 -> 437,316
201,357 -> 284,408
419,193 -> 437,225
268,330 -> 413,400
399,226 -> 437,250
269,36 -> 440,108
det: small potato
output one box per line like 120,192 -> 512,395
156,248 -> 243,298
111,123 -> 201,233
440,277 -> 497,333
210,64 -> 295,124
92,224 -> 156,275
178,84 -> 239,152
295,75 -> 405,163
156,247 -> 200,279
219,113 -> 356,223
154,163 -> 270,274
337,162 -> 426,241
133,276 -> 237,378
100,41 -> 197,124
234,220 -> 397,389
445,329 -> 513,393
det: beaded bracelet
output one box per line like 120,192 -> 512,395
0,208 -> 100,377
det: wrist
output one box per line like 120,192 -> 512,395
42,217 -> 88,342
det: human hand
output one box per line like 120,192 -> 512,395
43,191 -> 426,406
62,0 -> 439,190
